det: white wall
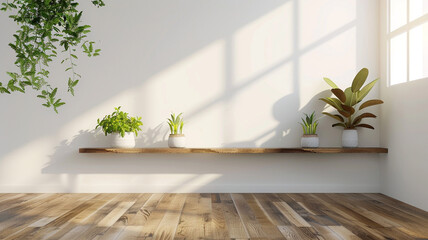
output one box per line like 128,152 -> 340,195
0,0 -> 382,193
379,0 -> 428,211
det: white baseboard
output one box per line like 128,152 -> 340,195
0,184 -> 380,193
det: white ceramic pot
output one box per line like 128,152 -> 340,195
168,134 -> 186,148
111,132 -> 136,148
301,134 -> 319,148
342,129 -> 358,148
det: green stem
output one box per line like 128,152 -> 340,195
68,47 -> 76,79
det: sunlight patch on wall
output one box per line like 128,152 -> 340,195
75,174 -> 222,193
299,27 -> 357,109
231,62 -> 294,146
228,2 -> 294,146
299,0 -> 356,50
143,40 -> 225,115
254,129 -> 278,147
137,40 -> 226,147
0,136 -> 54,184
233,1 -> 293,84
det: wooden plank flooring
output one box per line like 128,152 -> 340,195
0,193 -> 427,239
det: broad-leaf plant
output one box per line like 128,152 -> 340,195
1,0 -> 105,113
96,106 -> 143,138
320,68 -> 384,130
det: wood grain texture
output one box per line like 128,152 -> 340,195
0,193 -> 426,239
79,147 -> 388,154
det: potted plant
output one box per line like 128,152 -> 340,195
320,68 -> 383,147
167,113 -> 185,148
96,106 -> 143,148
299,112 -> 319,148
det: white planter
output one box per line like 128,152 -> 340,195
111,132 -> 136,148
301,134 -> 319,148
342,129 -> 358,148
168,134 -> 186,148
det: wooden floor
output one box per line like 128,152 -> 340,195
0,193 -> 427,239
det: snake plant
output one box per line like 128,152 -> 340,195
167,112 -> 184,135
320,68 -> 383,130
300,112 -> 319,135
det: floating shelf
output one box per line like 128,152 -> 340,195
79,147 -> 388,154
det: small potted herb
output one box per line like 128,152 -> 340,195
300,112 -> 319,148
320,68 -> 383,147
96,106 -> 143,148
167,112 -> 185,148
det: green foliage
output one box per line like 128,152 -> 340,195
167,112 -> 184,135
96,106 -> 143,138
300,112 -> 318,135
1,0 -> 105,113
320,68 -> 384,130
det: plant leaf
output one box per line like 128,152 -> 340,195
351,68 -> 369,92
300,123 -> 306,134
319,98 -> 343,111
338,110 -> 351,118
332,123 -> 346,128
352,113 -> 376,125
359,99 -> 384,110
344,87 -> 353,105
355,123 -> 375,130
357,78 -> 379,102
322,112 -> 344,122
323,77 -> 338,88
331,88 -> 346,103
51,88 -> 57,98
341,104 -> 355,115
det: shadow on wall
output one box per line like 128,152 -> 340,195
37,0 -> 367,193
0,0 -> 288,155
224,90 -> 330,147
42,90 -> 329,176
43,124 -> 168,173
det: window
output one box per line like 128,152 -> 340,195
388,0 -> 428,85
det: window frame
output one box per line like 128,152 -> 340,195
387,0 -> 428,86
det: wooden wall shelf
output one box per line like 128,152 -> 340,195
79,147 -> 388,154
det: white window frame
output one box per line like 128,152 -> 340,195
387,0 -> 428,86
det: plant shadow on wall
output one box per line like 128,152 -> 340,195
45,124 -> 168,168
42,124 -> 169,191
223,91 -> 330,148
0,0 -> 289,154
38,0 -> 364,192
41,91 -> 333,192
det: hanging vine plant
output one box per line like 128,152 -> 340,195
0,0 -> 105,112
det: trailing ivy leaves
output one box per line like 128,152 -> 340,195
36,88 -> 65,113
1,0 -> 105,113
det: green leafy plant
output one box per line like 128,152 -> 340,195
167,112 -> 184,135
300,112 -> 318,135
96,106 -> 143,137
320,68 -> 384,129
1,0 -> 105,113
